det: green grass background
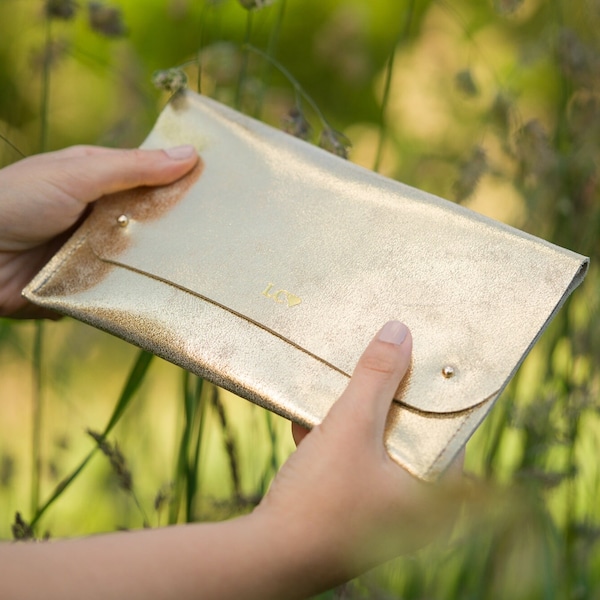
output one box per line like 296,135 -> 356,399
1,1 -> 599,597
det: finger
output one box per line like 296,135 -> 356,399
46,145 -> 200,205
26,145 -> 118,162
11,145 -> 145,170
291,422 -> 310,446
327,321 -> 412,442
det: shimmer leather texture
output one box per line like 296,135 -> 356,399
23,91 -> 589,481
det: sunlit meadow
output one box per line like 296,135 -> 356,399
1,1 -> 599,597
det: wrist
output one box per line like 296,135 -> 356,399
250,501 -> 351,597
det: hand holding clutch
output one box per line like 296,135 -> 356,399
0,144 -> 198,318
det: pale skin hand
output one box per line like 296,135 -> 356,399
0,149 -> 464,599
0,144 -> 199,317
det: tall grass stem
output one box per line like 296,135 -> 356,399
254,0 -> 287,117
235,10 -> 254,109
29,322 -> 44,525
169,371 -> 206,524
244,45 -> 333,132
0,133 -> 25,159
211,389 -> 242,501
30,350 -> 153,528
373,0 -> 415,173
40,18 -> 52,153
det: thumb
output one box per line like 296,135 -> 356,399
47,145 -> 200,205
0,145 -> 199,254
325,321 -> 412,443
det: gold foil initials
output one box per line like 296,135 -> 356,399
262,283 -> 302,308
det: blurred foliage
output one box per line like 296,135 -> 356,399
0,0 -> 599,598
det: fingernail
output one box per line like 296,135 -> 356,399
164,144 -> 196,160
378,321 -> 409,345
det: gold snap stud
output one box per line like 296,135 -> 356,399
442,365 -> 455,379
117,214 -> 129,227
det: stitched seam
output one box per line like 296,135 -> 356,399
99,254 -> 496,419
39,246 -> 491,420
99,255 -> 352,378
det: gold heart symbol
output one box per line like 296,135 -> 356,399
286,294 -> 302,308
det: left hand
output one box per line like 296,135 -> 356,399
0,144 -> 198,318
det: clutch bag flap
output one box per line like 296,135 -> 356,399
23,91 -> 589,480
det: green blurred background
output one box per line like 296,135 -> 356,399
1,0 -> 599,597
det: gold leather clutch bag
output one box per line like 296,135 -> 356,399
23,91 -> 588,481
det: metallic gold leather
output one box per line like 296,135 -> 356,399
23,90 -> 589,480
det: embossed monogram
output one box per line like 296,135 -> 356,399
262,283 -> 302,308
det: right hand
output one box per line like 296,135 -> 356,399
255,321 -> 464,590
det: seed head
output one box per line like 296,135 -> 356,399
0,454 -> 15,488
154,483 -> 173,512
238,0 -> 277,10
568,91 -> 600,137
152,68 -> 188,94
45,0 -> 78,19
557,28 -> 593,83
491,92 -> 513,131
492,0 -> 524,15
283,107 -> 312,141
319,128 -> 351,159
88,2 -> 127,38
87,429 -> 133,492
453,146 -> 488,202
11,513 -> 34,541
515,119 -> 557,180
455,69 -> 479,97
